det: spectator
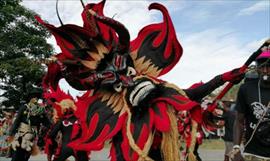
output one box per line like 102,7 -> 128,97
222,101 -> 236,161
231,43 -> 270,161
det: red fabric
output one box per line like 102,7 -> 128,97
120,108 -> 155,161
130,3 -> 182,77
188,82 -> 204,89
35,16 -> 76,59
221,67 -> 244,83
44,137 -> 53,154
43,86 -> 74,119
68,110 -> 127,152
42,62 -> 61,90
153,102 -> 171,132
153,94 -> 199,112
71,121 -> 81,140
190,106 -> 203,123
109,142 -> 117,161
81,1 -> 117,51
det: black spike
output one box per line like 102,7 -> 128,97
56,0 -> 63,26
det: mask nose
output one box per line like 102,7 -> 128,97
119,75 -> 134,86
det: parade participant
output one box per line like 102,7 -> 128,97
43,86 -> 89,161
222,101 -> 236,161
35,0 -> 268,160
38,1 -> 190,160
232,43 -> 270,161
0,109 -> 14,157
8,90 -> 51,161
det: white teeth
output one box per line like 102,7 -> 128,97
129,81 -> 155,106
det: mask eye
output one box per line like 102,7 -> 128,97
126,67 -> 136,76
113,82 -> 123,92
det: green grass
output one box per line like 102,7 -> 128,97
200,139 -> 225,150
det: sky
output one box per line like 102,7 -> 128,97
21,0 -> 270,97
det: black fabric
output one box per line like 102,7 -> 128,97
49,115 -> 78,145
235,79 -> 270,157
223,110 -> 235,142
49,115 -> 88,161
111,132 -> 126,161
53,147 -> 88,161
184,75 -> 224,102
192,143 -> 202,161
255,121 -> 270,146
148,147 -> 162,161
11,147 -> 31,161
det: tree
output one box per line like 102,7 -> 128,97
0,0 -> 53,108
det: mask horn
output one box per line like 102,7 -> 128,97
88,9 -> 130,55
80,0 -> 86,9
56,0 -> 63,26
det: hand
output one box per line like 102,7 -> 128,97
221,67 -> 245,84
228,149 -> 245,161
259,39 -> 270,52
6,135 -> 14,143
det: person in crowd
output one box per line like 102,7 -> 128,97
231,44 -> 270,161
222,101 -> 236,161
8,91 -> 51,161
44,87 -> 89,161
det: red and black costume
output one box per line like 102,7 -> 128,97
43,87 -> 89,161
37,1 -> 244,160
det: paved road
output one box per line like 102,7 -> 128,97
0,149 -> 225,161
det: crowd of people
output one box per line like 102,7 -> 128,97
0,45 -> 269,160
0,39 -> 269,161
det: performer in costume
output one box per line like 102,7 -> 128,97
36,1 -> 266,160
8,90 -> 51,161
43,86 -> 89,161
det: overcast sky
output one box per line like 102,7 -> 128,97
22,0 -> 270,97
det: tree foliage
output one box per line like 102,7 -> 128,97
0,0 -> 53,108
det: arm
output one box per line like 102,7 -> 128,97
9,105 -> 26,136
185,68 -> 244,102
47,120 -> 62,139
233,112 -> 245,146
45,120 -> 62,161
184,75 -> 224,102
230,86 -> 246,161
233,85 -> 246,146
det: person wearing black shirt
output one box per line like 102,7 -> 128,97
232,46 -> 270,161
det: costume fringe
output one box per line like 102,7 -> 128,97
161,106 -> 180,161
186,120 -> 198,161
126,108 -> 153,161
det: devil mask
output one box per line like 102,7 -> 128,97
38,1 -> 201,160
